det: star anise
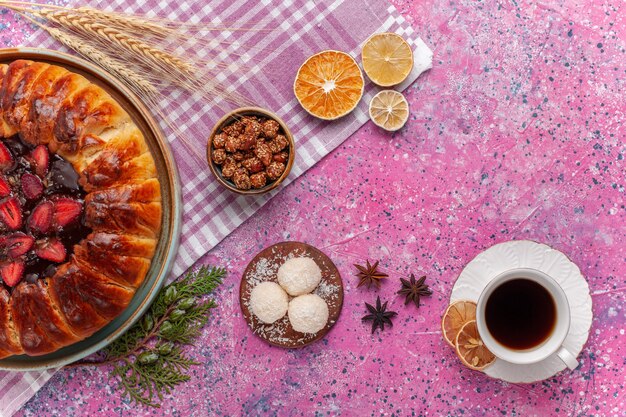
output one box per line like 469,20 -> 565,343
354,260 -> 388,289
397,274 -> 432,309
362,296 -> 397,334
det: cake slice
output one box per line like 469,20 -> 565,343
73,233 -> 157,288
1,61 -> 50,132
0,287 -> 22,359
10,280 -> 80,356
19,64 -> 90,145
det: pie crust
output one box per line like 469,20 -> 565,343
0,60 -> 162,357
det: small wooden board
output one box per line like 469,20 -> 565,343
240,242 -> 343,348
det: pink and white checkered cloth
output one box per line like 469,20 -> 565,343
0,0 -> 431,415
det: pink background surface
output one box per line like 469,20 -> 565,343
3,0 -> 626,415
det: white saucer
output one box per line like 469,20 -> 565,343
450,240 -> 593,383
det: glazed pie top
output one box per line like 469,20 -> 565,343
0,59 -> 162,358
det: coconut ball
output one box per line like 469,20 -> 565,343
249,282 -> 289,324
288,294 -> 329,334
277,257 -> 322,296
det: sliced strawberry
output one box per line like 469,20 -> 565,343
0,260 -> 24,287
0,176 -> 10,198
35,238 -> 66,263
30,145 -> 50,178
28,201 -> 54,234
21,173 -> 44,200
0,142 -> 14,171
0,197 -> 22,230
53,197 -> 83,228
6,232 -> 34,258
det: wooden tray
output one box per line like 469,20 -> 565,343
240,242 -> 343,348
0,48 -> 182,371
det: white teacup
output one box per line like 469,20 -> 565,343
476,268 -> 578,370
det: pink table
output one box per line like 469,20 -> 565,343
4,0 -> 626,415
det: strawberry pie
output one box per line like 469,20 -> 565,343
0,60 -> 162,358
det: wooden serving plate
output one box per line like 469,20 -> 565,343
240,242 -> 343,348
0,48 -> 182,371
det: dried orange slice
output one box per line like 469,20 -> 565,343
455,320 -> 496,371
441,300 -> 477,347
362,32 -> 413,87
294,50 -> 364,120
368,90 -> 409,131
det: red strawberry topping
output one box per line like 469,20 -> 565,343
0,260 -> 25,287
0,142 -> 14,171
29,145 -> 49,177
0,136 -> 88,289
21,173 -> 44,200
28,201 -> 54,234
0,176 -> 10,198
53,197 -> 83,228
0,197 -> 22,230
6,233 -> 34,258
35,238 -> 66,263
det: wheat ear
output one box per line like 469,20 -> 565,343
51,29 -> 158,96
75,6 -> 169,38
28,8 -> 194,74
15,12 -> 157,97
16,12 -> 205,161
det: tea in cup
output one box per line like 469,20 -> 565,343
476,268 -> 578,370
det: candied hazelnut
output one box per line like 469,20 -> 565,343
250,172 -> 268,189
223,121 -> 243,136
232,151 -> 246,161
214,114 -> 290,189
262,119 -> 280,139
243,117 -> 262,139
239,135 -> 255,151
213,133 -> 227,149
233,168 -> 251,190
224,135 -> 240,153
266,161 -> 286,180
221,159 -> 237,179
242,157 -> 264,173
254,141 -> 273,166
273,151 -> 289,163
212,148 -> 227,165
268,141 -> 280,154
268,134 -> 289,153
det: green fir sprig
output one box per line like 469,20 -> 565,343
66,265 -> 225,408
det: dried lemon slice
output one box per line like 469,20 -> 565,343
293,50 -> 364,120
362,32 -> 413,86
455,320 -> 496,371
368,90 -> 409,131
441,300 -> 477,347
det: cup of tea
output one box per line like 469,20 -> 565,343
476,268 -> 578,370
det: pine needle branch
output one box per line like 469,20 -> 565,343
65,265 -> 226,408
